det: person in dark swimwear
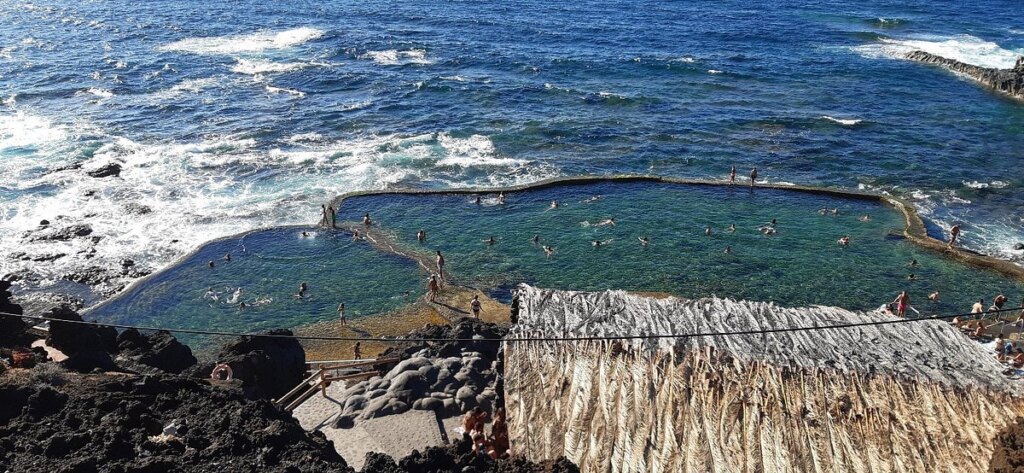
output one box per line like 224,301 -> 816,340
471,295 -> 482,318
948,224 -> 961,248
750,167 -> 758,187
223,253 -> 231,262
363,213 -> 372,226
729,165 -> 736,184
484,236 -> 496,246
338,303 -> 346,326
474,196 -> 482,205
208,260 -> 215,268
435,251 -> 446,283
328,206 -> 336,229
296,282 -> 307,298
417,229 -> 426,243
724,245 -> 732,254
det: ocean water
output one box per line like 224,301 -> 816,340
88,182 -> 1024,342
1,0 -> 1023,303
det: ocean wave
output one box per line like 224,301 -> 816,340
158,27 -> 324,55
707,69 -> 724,74
0,111 -> 68,150
231,58 -> 308,75
820,115 -> 863,126
84,88 -> 114,99
361,49 -> 432,66
265,85 -> 305,97
963,180 -> 1009,189
853,34 -> 1024,69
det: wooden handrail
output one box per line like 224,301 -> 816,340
274,367 -> 325,408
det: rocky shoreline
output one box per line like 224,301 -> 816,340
905,50 -> 1024,100
0,282 -> 578,472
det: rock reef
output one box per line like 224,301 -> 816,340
505,286 -> 1024,472
906,50 -> 1024,100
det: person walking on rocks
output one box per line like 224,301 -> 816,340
471,295 -> 482,318
436,251 -> 446,284
427,275 -> 440,302
750,167 -> 758,187
337,303 -> 346,326
948,224 -> 961,248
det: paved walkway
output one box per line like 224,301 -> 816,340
291,381 -> 463,471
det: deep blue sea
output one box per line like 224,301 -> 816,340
1,0 -> 1022,302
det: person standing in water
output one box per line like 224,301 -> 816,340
497,192 -> 505,205
471,295 -> 482,318
532,234 -> 540,245
750,167 -> 758,187
705,226 -> 712,236
543,245 -> 555,257
484,236 -> 496,246
948,224 -> 961,248
417,229 -> 426,243
730,166 -> 736,184
338,303 -> 346,326
436,251 -> 446,283
328,206 -> 337,229
363,213 -> 372,226
297,282 -> 308,298
892,291 -> 910,318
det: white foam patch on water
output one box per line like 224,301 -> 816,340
265,85 -> 305,97
707,69 -> 723,74
158,27 -> 325,55
0,111 -> 68,151
853,34 -> 1024,69
84,88 -> 114,99
361,49 -> 433,66
820,115 -> 862,126
230,59 -> 308,75
0,126 -> 556,302
963,180 -> 1009,189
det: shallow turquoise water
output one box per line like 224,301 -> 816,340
88,182 -> 1023,345
87,228 -> 424,345
340,181 -> 1023,313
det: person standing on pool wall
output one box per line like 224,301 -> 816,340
338,303 -> 346,326
328,206 -> 336,229
948,224 -> 961,248
729,165 -> 736,184
892,291 -> 910,318
750,167 -> 758,187
436,250 -> 446,284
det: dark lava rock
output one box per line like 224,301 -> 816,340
0,372 -> 351,473
1014,243 -> 1024,251
39,219 -> 49,226
361,441 -> 580,473
86,162 -> 122,178
383,318 -> 507,362
906,51 -> 1024,99
215,329 -> 305,400
44,306 -> 117,373
0,280 -> 30,348
61,266 -> 113,286
117,329 -> 197,374
30,223 -> 93,242
123,203 -> 152,215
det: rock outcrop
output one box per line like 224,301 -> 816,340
215,329 -> 305,399
906,50 -> 1024,99
505,286 -> 1024,472
116,329 -> 197,374
44,305 -> 118,373
0,280 -> 30,347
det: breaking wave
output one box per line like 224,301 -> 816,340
360,49 -> 432,66
853,34 -> 1024,69
158,27 -> 325,55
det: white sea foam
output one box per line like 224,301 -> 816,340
340,100 -> 372,111
265,85 -> 305,97
158,27 -> 325,55
231,59 -> 308,75
361,49 -> 432,66
0,112 -> 68,150
853,34 -> 1024,69
284,132 -> 325,144
85,88 -> 114,99
820,115 -> 862,126
671,56 -> 696,63
963,180 -> 1009,189
707,69 -> 723,74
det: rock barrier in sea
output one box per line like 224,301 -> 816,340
905,50 -> 1024,100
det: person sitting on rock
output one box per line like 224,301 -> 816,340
462,407 -> 482,439
471,433 -> 491,458
489,408 -> 510,458
1013,349 -> 1024,369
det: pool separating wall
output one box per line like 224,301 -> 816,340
86,176 -> 1024,348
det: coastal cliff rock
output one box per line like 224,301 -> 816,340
116,329 -> 197,374
44,306 -> 118,373
505,286 -> 1024,472
215,329 -> 305,399
906,50 -> 1024,99
0,280 -> 30,347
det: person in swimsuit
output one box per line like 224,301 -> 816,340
338,303 -> 346,326
727,224 -> 736,233
549,200 -> 559,209
471,295 -> 482,318
223,253 -> 231,262
474,195 -> 482,205
859,215 -> 871,222
638,236 -> 650,247
948,224 -> 961,248
301,231 -> 310,238
204,287 -> 218,301
427,275 -> 440,302
497,192 -> 505,205
532,234 -> 540,244
705,226 -> 712,236
296,282 -> 307,298
596,218 -> 615,227
329,206 -> 336,229
208,260 -> 215,268
928,291 -> 940,302
353,342 -> 361,360
417,229 -> 426,243
320,204 -> 328,226
892,291 -> 910,318
909,259 -> 918,267
363,213 -> 372,226
724,245 -> 732,254
484,236 -> 496,246
435,251 -> 446,283
730,165 -> 736,184
972,299 -> 985,315
837,236 -> 850,246
750,167 -> 758,187
543,245 -> 555,258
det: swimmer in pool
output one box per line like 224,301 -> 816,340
638,236 -> 650,247
417,229 -> 426,243
484,236 -> 496,246
838,236 -> 850,246
223,253 -> 231,262
543,245 -> 555,257
705,226 -> 712,236
859,215 -> 871,222
296,282 -> 307,298
532,234 -> 540,245
595,218 -> 615,227
724,245 -> 732,254
727,224 -> 736,233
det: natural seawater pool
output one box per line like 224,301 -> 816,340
89,181 -> 1023,346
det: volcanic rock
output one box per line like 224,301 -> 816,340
906,51 -> 1024,99
44,306 -> 117,373
86,162 -> 122,178
215,329 -> 305,399
0,280 -> 29,347
116,329 -> 197,374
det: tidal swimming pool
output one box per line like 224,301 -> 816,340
89,180 -> 1024,344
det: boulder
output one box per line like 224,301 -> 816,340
215,329 -> 305,399
0,280 -> 29,348
116,329 -> 197,374
86,163 -> 121,178
44,306 -> 116,373
1014,243 -> 1024,251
